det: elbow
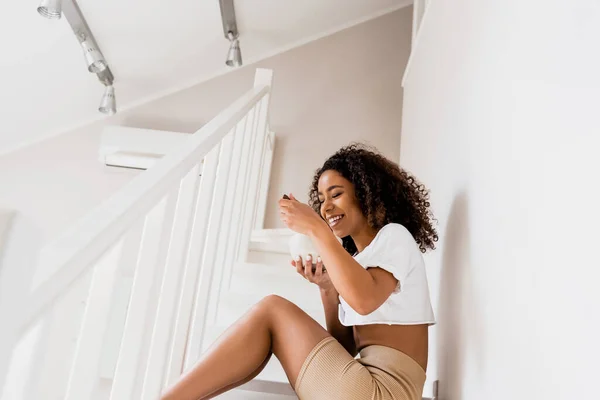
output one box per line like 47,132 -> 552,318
347,288 -> 384,316
356,307 -> 375,317
353,293 -> 388,315
354,301 -> 377,316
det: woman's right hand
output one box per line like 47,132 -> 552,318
291,255 -> 334,291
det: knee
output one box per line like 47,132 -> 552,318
252,295 -> 293,317
258,294 -> 290,308
245,295 -> 284,324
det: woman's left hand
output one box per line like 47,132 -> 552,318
279,194 -> 327,236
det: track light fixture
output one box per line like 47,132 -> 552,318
76,31 -> 107,73
225,31 -> 242,68
37,0 -> 117,115
37,0 -> 62,20
97,68 -> 116,115
219,0 -> 242,68
99,85 -> 116,115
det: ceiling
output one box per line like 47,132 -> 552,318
0,0 -> 411,154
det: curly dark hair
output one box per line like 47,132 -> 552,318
309,144 -> 438,254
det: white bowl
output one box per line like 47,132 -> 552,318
288,233 -> 320,262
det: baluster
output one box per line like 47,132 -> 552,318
253,130 -> 275,231
24,219 -> 144,399
63,239 -> 127,400
33,262 -> 97,399
0,211 -> 42,398
237,75 -> 272,262
220,105 -> 259,297
139,164 -> 201,400
206,118 -> 249,324
97,219 -> 145,381
110,191 -> 176,399
184,131 -> 236,370
162,147 -> 220,388
230,102 -> 263,265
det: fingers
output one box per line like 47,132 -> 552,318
314,256 -> 323,278
278,198 -> 293,209
293,255 -> 316,282
304,255 -> 315,282
279,197 -> 293,226
278,200 -> 292,225
294,256 -> 304,276
293,255 -> 324,284
279,211 -> 289,224
278,193 -> 299,210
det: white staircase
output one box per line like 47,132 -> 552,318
0,68 -> 323,400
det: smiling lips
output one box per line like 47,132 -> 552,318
327,214 -> 344,227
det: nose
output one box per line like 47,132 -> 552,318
321,198 -> 334,216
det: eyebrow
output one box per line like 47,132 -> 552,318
317,185 -> 344,196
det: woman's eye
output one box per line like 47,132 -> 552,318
332,192 -> 342,199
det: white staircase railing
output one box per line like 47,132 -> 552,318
0,69 -> 274,400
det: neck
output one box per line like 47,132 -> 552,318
351,225 -> 378,253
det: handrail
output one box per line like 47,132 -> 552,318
21,84 -> 270,336
1,68 -> 274,400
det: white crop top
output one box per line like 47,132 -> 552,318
338,223 -> 436,326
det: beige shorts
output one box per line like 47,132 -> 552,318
295,337 -> 426,400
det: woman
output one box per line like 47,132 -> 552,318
161,144 -> 437,400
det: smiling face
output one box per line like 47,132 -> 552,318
317,170 -> 370,239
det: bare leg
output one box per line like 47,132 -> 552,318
198,353 -> 272,399
161,295 -> 332,400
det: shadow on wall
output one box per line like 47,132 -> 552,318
436,192 -> 486,400
265,134 -> 294,226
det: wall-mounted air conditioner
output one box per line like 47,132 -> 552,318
99,126 -> 193,170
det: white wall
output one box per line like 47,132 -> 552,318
0,8 -> 412,244
400,1 -> 600,400
0,124 -> 139,244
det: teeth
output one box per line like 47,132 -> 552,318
328,215 -> 343,224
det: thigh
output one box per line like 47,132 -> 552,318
295,337 -> 379,400
258,295 -> 331,386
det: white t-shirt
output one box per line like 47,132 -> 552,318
338,223 -> 436,326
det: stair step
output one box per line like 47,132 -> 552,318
246,248 -> 291,266
231,261 -> 321,292
249,229 -> 292,255
234,260 -> 298,279
218,387 -> 297,399
236,380 -> 297,397
248,240 -> 289,255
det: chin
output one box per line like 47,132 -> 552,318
331,227 -> 348,239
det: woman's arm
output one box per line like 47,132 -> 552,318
278,197 -> 398,316
310,225 -> 398,316
320,287 -> 357,356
